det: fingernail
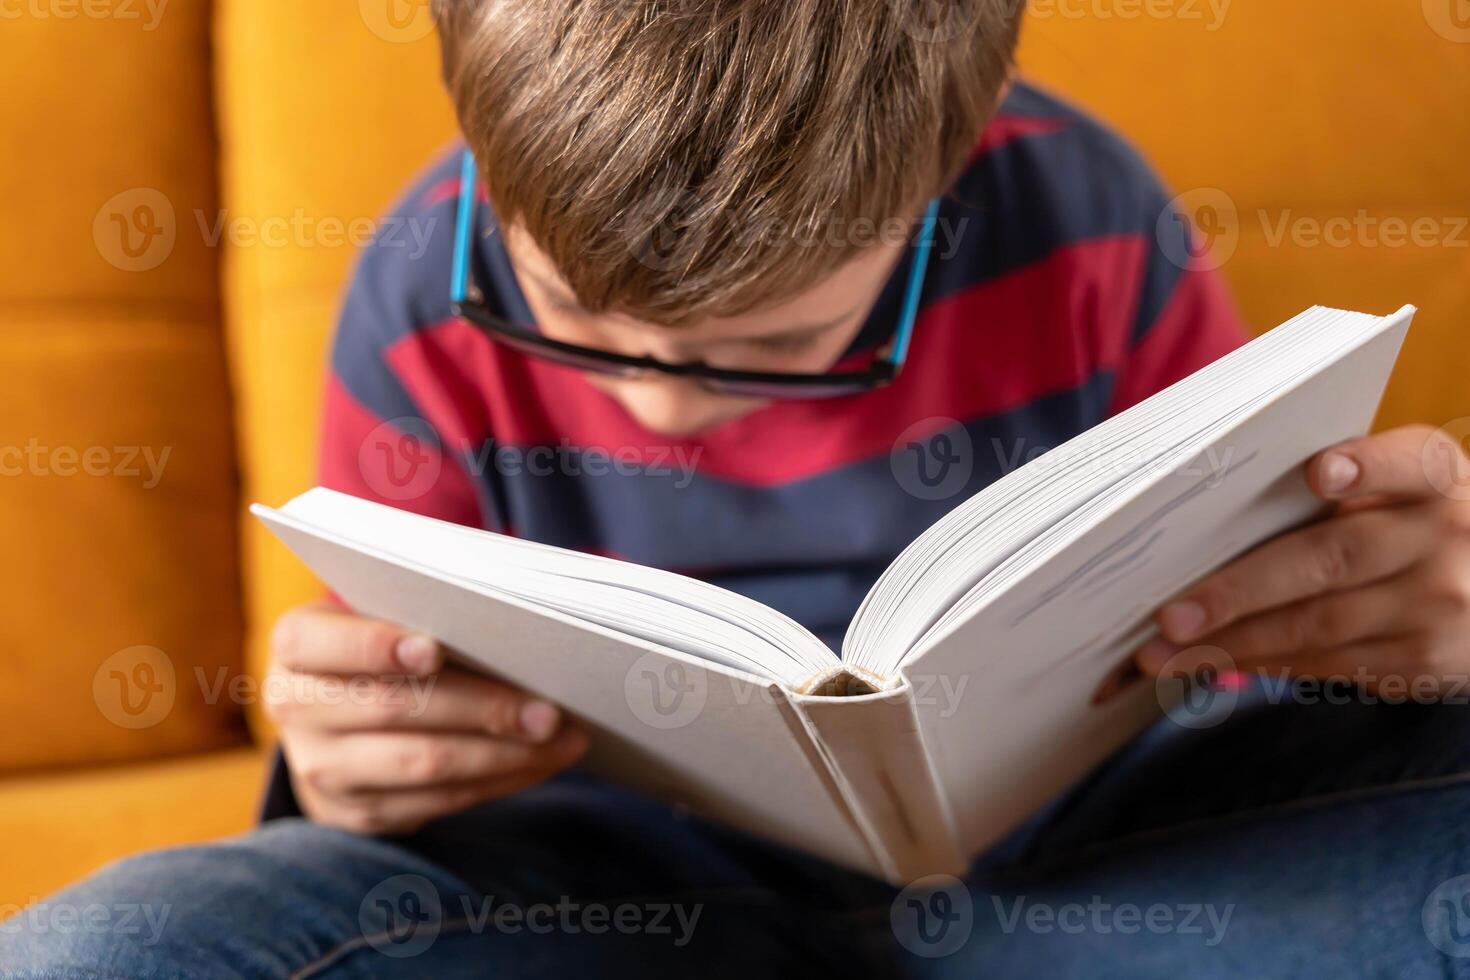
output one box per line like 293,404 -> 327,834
1159,600 -> 1208,642
1137,639 -> 1180,675
394,634 -> 438,675
520,700 -> 561,741
1319,452 -> 1360,495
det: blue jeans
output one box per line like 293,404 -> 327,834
7,688 -> 1470,978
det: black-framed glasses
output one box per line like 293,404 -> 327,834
449,151 -> 940,399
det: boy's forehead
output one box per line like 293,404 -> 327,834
503,222 -> 901,340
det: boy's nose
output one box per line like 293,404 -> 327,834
633,334 -> 703,367
606,375 -> 722,436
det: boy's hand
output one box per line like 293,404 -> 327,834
1135,425 -> 1470,696
265,600 -> 589,835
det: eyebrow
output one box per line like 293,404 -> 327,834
522,268 -> 863,341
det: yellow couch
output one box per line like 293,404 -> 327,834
2,0 -> 1466,909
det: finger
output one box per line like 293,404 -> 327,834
1308,425 -> 1469,502
1155,503 -> 1438,644
267,666 -> 565,743
293,727 -> 589,797
301,768 -> 572,837
1233,635 -> 1442,697
1136,633 -> 1433,690
271,604 -> 442,678
1138,575 -> 1411,674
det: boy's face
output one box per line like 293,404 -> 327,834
504,226 -> 908,436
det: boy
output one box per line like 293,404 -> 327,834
8,1 -> 1470,976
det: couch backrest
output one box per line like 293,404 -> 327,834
215,0 -> 458,730
216,2 -> 1470,736
0,0 -> 245,770
1017,2 -> 1470,432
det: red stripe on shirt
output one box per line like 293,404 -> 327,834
318,375 -> 485,528
1106,268 -> 1246,415
969,115 -> 1072,163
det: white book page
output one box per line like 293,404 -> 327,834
905,308 -> 1412,856
275,489 -> 835,685
254,502 -> 880,876
845,306 -> 1370,671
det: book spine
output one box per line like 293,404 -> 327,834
787,681 -> 967,885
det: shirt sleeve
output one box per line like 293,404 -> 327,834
1106,201 -> 1250,416
316,210 -> 488,529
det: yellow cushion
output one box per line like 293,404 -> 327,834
1017,5 -> 1470,431
0,0 -> 246,769
0,747 -> 266,912
214,0 -> 458,737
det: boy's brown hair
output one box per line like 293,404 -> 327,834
432,0 -> 1023,325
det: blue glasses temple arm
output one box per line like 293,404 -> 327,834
890,197 -> 941,366
449,150 -> 479,305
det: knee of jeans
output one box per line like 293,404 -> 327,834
0,821 -> 385,976
0,847 -> 231,974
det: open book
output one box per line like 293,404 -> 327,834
255,304 -> 1414,884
